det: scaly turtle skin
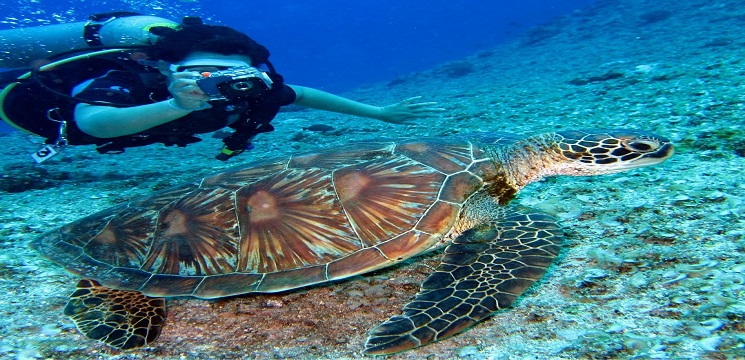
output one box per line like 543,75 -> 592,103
31,130 -> 673,354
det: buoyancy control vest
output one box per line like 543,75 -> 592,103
0,47 -> 159,144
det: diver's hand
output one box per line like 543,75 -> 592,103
168,71 -> 212,111
377,96 -> 445,124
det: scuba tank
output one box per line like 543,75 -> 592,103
0,12 -> 177,68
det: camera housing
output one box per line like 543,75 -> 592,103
196,66 -> 273,101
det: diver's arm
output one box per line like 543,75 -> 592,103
288,85 -> 444,125
74,72 -> 210,138
289,85 -> 385,120
74,101 -> 193,138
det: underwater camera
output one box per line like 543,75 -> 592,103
196,66 -> 273,101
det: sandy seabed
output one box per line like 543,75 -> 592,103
1,0 -> 744,359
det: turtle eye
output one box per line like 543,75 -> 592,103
623,139 -> 659,153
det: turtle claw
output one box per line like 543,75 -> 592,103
364,207 -> 563,355
365,315 -> 424,355
64,279 -> 167,349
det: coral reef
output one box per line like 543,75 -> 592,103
436,60 -> 477,78
639,10 -> 673,24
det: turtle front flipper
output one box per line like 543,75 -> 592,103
64,279 -> 167,349
364,208 -> 563,355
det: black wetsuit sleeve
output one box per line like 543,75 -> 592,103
73,70 -> 145,106
242,83 -> 296,124
275,83 -> 297,106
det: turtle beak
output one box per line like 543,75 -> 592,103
611,137 -> 674,170
556,130 -> 675,174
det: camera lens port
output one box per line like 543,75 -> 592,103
231,82 -> 254,91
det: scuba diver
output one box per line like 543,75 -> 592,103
0,13 -> 444,162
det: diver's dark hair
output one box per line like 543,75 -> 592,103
150,23 -> 270,66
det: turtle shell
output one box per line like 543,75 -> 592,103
32,136 -> 516,298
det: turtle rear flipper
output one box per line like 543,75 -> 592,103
364,208 -> 563,355
64,279 -> 167,349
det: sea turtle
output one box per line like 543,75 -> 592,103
31,129 -> 673,355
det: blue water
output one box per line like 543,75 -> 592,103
0,0 -> 594,133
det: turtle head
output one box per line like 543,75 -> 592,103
550,129 -> 674,175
